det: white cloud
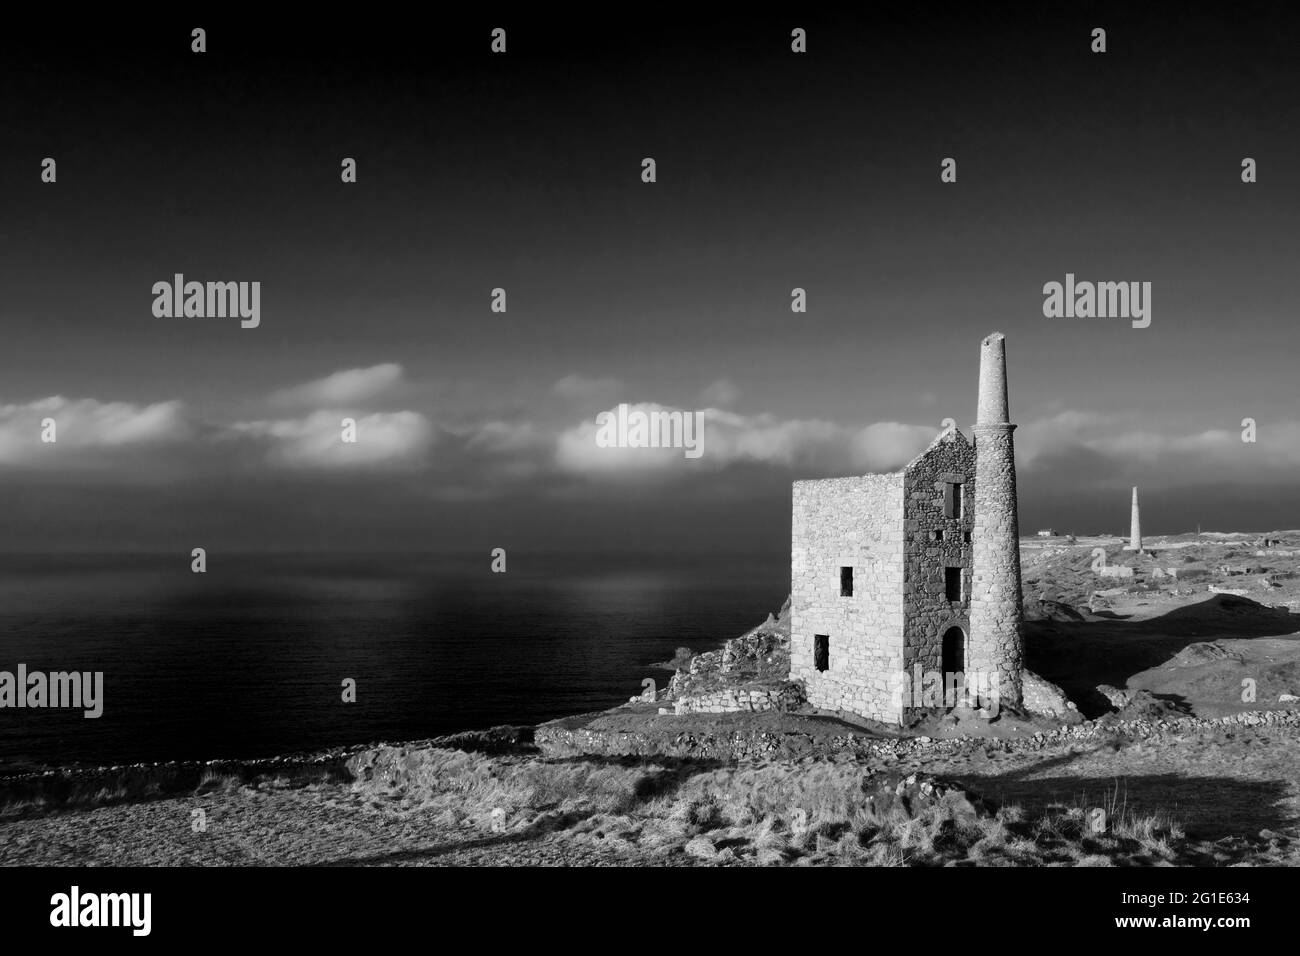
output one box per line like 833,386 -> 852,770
555,404 -> 690,473
269,363 -> 405,409
1014,410 -> 1113,464
7,375 -> 1297,500
555,404 -> 935,476
0,396 -> 194,466
700,409 -> 839,468
230,410 -> 434,470
1016,410 -> 1300,477
849,422 -> 938,471
553,400 -> 1300,489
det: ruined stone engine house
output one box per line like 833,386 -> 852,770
789,333 -> 1025,724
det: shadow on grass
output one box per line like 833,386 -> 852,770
956,769 -> 1292,845
1027,594 -> 1300,717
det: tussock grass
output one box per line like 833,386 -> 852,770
348,747 -> 1191,866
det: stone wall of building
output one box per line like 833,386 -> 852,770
969,425 -> 1025,706
790,473 -> 906,722
967,333 -> 1025,708
788,333 -> 1027,723
901,432 -> 976,711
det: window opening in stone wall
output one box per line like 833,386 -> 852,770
943,482 -> 964,519
840,566 -> 853,596
945,566 -> 963,602
813,634 -> 829,672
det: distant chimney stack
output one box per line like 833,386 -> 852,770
1124,486 -> 1143,551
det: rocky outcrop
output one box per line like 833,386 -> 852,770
1095,684 -> 1131,709
1023,599 -> 1086,623
1021,670 -> 1081,721
1171,641 -> 1245,667
1093,685 -> 1183,719
668,598 -> 791,699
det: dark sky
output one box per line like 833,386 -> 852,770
1,6 -> 1298,553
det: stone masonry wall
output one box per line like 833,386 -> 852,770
969,425 -> 1025,705
902,432 -> 976,717
790,473 -> 906,723
673,681 -> 804,716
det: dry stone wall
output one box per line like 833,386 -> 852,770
673,681 -> 804,716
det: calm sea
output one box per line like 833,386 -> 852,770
0,552 -> 787,772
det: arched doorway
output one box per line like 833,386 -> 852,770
941,626 -> 966,682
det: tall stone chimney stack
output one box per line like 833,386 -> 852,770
969,332 -> 1024,707
1125,487 -> 1142,551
